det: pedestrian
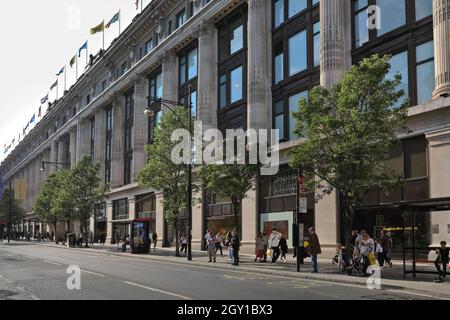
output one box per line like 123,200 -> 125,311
262,232 -> 269,262
180,233 -> 188,254
308,227 -> 322,273
255,233 -> 265,263
207,233 -> 217,263
435,241 -> 449,282
280,234 -> 288,262
231,230 -> 240,266
269,228 -> 282,264
89,231 -> 94,246
375,239 -> 383,267
152,233 -> 158,252
226,231 -> 233,263
381,231 -> 393,268
215,232 -> 224,256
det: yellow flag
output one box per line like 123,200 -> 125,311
90,21 -> 104,35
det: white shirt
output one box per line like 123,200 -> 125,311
269,232 -> 281,248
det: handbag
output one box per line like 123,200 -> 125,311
266,248 -> 273,259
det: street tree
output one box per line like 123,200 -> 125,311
70,156 -> 107,247
0,187 -> 24,239
34,171 -> 75,242
138,108 -> 192,257
289,54 -> 408,256
200,150 -> 260,233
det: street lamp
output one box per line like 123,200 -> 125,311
40,161 -> 71,172
144,86 -> 193,262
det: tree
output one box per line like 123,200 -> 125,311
138,108 -> 192,257
0,186 -> 24,240
34,171 -> 75,243
289,54 -> 408,257
200,153 -> 260,233
70,156 -> 106,247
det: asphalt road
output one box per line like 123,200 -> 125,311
0,242 -> 436,300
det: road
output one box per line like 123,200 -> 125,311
0,242 -> 437,300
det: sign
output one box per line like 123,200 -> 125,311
298,223 -> 304,247
298,197 -> 308,214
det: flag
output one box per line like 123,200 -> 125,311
50,80 -> 58,90
135,0 -> 139,10
38,106 -> 42,118
90,21 -> 104,35
41,94 -> 48,104
56,67 -> 65,76
70,55 -> 76,68
30,114 -> 35,124
78,41 -> 88,57
106,12 -> 120,28
12,138 -> 15,145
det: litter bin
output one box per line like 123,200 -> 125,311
67,233 -> 76,248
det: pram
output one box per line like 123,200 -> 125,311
346,247 -> 371,276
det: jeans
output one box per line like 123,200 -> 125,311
181,244 -> 187,253
228,247 -> 234,262
311,255 -> 318,272
233,248 -> 239,265
435,259 -> 448,279
272,247 -> 281,263
208,247 -> 216,262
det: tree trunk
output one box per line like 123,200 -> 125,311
174,220 -> 180,257
233,201 -> 241,235
344,206 -> 355,261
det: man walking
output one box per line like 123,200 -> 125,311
435,241 -> 449,282
231,230 -> 240,266
269,228 -> 282,264
308,227 -> 322,273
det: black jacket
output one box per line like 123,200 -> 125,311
280,238 -> 288,252
231,235 -> 240,251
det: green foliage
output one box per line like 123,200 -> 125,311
0,187 -> 24,225
289,54 -> 408,245
138,107 -> 192,255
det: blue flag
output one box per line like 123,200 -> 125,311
79,41 -> 88,57
30,114 -> 35,124
41,94 -> 49,104
56,67 -> 65,76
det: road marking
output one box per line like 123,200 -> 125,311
387,289 -> 450,300
124,281 -> 192,300
82,270 -> 105,277
41,260 -> 62,266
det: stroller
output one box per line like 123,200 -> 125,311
346,247 -> 371,276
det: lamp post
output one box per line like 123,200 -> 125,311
144,86 -> 193,262
40,161 -> 71,172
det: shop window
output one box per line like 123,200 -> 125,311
404,135 -> 427,179
416,41 -> 435,105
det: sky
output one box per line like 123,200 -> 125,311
0,0 -> 153,163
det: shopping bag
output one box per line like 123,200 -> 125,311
266,249 -> 273,259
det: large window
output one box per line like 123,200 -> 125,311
178,43 -> 198,118
176,9 -> 186,29
217,8 -> 248,130
113,198 -> 129,221
148,69 -> 163,144
89,117 -> 95,158
274,0 -> 319,28
124,92 -> 134,185
288,30 -> 307,76
386,51 -> 409,108
353,0 -> 432,48
105,106 -> 112,184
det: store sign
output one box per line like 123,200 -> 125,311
299,197 -> 308,214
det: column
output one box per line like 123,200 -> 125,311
57,140 -> 65,167
247,0 -> 272,130
106,201 -> 113,244
433,0 -> 450,98
128,197 -> 136,220
191,190 -> 204,250
320,0 -> 352,88
50,140 -> 58,174
316,0 -> 352,255
241,188 -> 258,254
426,129 -> 450,247
33,155 -> 42,206
155,192 -> 164,247
27,161 -> 34,213
94,110 -> 106,183
133,76 -> 148,181
77,118 -> 91,161
161,52 -> 178,109
197,22 -> 218,130
69,127 -> 77,168
111,94 -> 124,189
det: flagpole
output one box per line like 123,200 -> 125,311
76,55 -> 79,80
119,10 -> 121,35
141,0 -> 143,12
102,20 -> 105,51
56,81 -> 59,101
64,65 -> 67,93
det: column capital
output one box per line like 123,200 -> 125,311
433,0 -> 450,98
157,50 -> 177,64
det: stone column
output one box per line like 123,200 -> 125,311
50,140 -> 58,174
197,22 -> 218,131
133,76 -> 148,182
28,161 -> 34,213
106,201 -> 113,244
247,0 -> 272,131
426,128 -> 450,246
320,0 -> 352,88
69,126 -> 77,169
316,0 -> 352,256
94,110 -> 106,184
241,188 -> 258,254
433,0 -> 450,98
111,94 -> 125,189
191,190 -> 204,250
57,139 -> 66,168
155,192 -> 164,247
128,197 -> 136,221
161,52 -> 178,110
77,118 -> 90,161
34,155 -> 42,206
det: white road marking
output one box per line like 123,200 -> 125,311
82,270 -> 105,277
41,260 -> 62,266
387,289 -> 450,300
124,281 -> 192,300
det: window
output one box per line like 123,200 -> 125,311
386,51 -> 409,108
230,25 -> 244,55
288,91 -> 307,141
416,41 -> 435,105
219,75 -> 227,109
176,9 -> 186,28
89,117 -> 95,158
149,70 -> 163,100
313,22 -> 320,67
113,198 -> 129,220
230,66 -> 243,103
274,0 -> 284,28
124,92 -> 134,185
274,101 -> 285,141
178,43 -> 198,119
274,49 -> 284,84
377,0 -> 406,36
105,106 -> 112,184
274,0 -> 318,28
188,48 -> 198,80
404,135 -> 427,179
95,202 -> 106,221
272,91 -> 308,142
432,225 -> 440,235
415,0 -> 432,21
189,1 -> 195,18
179,47 -> 198,85
168,20 -> 172,35
145,38 -> 154,54
354,0 -> 369,48
288,30 -> 307,76
288,0 -> 307,18
86,94 -> 91,106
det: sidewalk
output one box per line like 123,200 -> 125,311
9,240 -> 450,299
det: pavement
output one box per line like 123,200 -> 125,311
0,239 -> 449,300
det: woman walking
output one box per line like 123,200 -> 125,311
280,234 -> 288,262
255,233 -> 265,263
